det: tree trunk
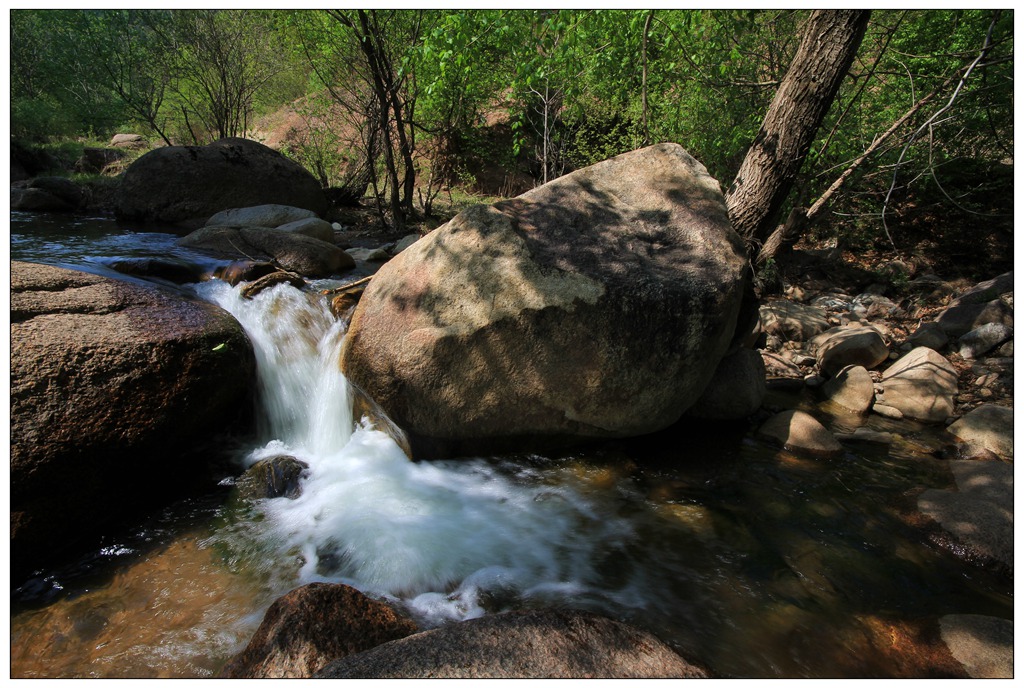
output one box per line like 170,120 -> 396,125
726,10 -> 870,250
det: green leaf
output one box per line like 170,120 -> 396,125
212,343 -> 227,352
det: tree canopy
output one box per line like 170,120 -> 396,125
11,9 -> 1013,262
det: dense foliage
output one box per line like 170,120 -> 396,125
10,9 -> 1013,252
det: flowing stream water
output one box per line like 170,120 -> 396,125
9,217 -> 1013,678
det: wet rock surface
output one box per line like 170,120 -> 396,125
10,261 -> 255,575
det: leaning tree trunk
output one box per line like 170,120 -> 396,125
725,9 -> 870,251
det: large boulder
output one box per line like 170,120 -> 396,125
219,583 -> 418,678
340,144 -> 747,458
10,261 -> 255,575
114,137 -> 330,228
878,347 -> 958,423
315,609 -> 708,678
207,204 -> 317,228
947,404 -> 1013,460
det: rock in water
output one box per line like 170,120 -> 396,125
340,144 -> 747,458
114,137 -> 329,228
219,583 -> 418,678
314,609 -> 707,678
10,261 -> 255,576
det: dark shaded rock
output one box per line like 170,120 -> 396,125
114,137 -> 329,228
936,299 -> 1013,339
688,347 -> 766,419
11,139 -> 59,181
759,299 -> 830,342
213,260 -> 280,286
314,609 -> 707,679
236,456 -> 310,501
341,143 -> 747,459
180,226 -> 354,278
906,322 -> 949,351
219,583 -> 418,678
11,186 -> 74,212
10,261 -> 255,576
75,147 -> 127,174
107,257 -> 207,284
955,271 -> 1013,305
240,271 -> 306,299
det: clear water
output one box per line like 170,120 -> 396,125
9,215 -> 1013,678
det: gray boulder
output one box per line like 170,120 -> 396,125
315,609 -> 707,678
879,347 -> 958,423
207,204 -> 317,228
341,144 -> 747,459
812,325 -> 889,378
947,404 -> 1013,460
115,137 -> 330,228
955,271 -> 1013,305
957,323 -> 1013,360
11,261 -> 255,575
110,133 -> 148,149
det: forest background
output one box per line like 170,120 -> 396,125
9,8 -> 1014,283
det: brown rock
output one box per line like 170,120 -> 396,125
180,226 -> 354,278
812,325 -> 889,378
315,609 -> 707,678
10,261 -> 255,576
947,404 -> 1013,460
879,347 -> 958,423
240,270 -> 306,299
219,583 -> 418,678
822,365 -> 874,414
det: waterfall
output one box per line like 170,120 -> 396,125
194,280 -> 643,626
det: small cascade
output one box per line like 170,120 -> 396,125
194,279 -> 642,625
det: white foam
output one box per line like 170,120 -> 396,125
195,279 -> 645,626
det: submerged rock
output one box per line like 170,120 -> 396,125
947,404 -> 1013,460
236,455 -> 309,501
757,410 -> 842,457
314,609 -> 707,678
939,614 -> 1013,679
10,261 -> 255,575
219,583 -> 418,678
341,144 -> 747,459
918,460 -> 1013,569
